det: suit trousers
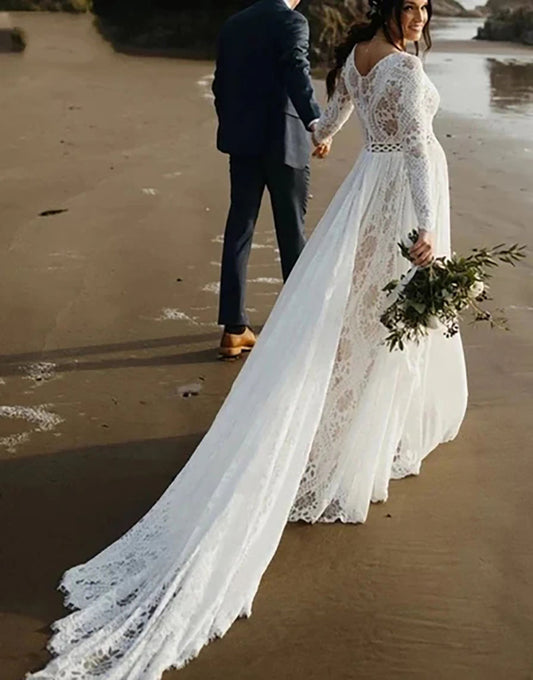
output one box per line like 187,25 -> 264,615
218,153 -> 310,326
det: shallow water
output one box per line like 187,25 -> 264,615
428,20 -> 533,140
427,52 -> 533,133
432,16 -> 485,42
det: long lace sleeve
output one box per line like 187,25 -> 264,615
313,67 -> 354,144
397,56 -> 435,233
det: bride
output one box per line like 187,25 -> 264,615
28,0 -> 467,677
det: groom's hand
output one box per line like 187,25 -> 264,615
309,122 -> 331,158
313,138 -> 332,159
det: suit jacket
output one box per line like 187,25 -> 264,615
212,0 -> 321,169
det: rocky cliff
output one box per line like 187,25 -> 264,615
476,0 -> 533,46
91,0 -> 475,64
433,0 -> 479,16
0,0 -> 480,62
1,9 -> 26,50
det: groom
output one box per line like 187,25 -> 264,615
212,0 -> 327,358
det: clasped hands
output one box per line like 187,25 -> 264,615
310,122 -> 332,159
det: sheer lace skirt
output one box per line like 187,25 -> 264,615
289,144 -> 467,524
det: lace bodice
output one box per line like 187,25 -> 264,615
314,50 -> 440,232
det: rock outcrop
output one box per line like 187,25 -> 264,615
90,0 -> 475,64
476,0 -> 533,46
0,0 -> 480,61
0,10 -> 26,51
433,0 -> 479,16
0,1 -> 90,10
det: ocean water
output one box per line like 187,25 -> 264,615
427,19 -> 533,140
431,16 -> 485,42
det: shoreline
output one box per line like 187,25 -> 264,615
432,37 -> 533,55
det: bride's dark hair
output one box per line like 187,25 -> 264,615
326,0 -> 433,98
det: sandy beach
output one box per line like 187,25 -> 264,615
1,12 -> 532,680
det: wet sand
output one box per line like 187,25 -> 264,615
1,12 -> 532,680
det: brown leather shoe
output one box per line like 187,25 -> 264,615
219,327 -> 257,358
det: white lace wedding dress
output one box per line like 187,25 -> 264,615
28,49 -> 467,680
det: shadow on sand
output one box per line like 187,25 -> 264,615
1,433 -> 202,629
0,332 -> 223,377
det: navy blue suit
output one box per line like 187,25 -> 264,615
213,0 -> 321,326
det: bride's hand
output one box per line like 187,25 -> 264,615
312,138 -> 332,159
409,230 -> 434,267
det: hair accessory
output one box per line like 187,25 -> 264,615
367,0 -> 383,20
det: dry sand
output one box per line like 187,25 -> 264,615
1,12 -> 532,680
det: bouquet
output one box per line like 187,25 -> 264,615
380,231 -> 526,352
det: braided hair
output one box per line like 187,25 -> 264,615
326,0 -> 433,98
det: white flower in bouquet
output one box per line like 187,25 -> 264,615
468,280 -> 485,299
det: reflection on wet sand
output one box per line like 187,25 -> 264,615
487,58 -> 533,113
425,17 -> 533,136
426,51 -> 533,137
